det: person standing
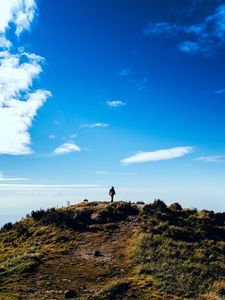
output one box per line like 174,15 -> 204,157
109,186 -> 116,202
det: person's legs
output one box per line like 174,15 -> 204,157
111,195 -> 114,202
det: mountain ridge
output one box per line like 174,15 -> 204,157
0,200 -> 224,300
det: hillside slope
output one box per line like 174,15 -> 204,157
0,200 -> 224,300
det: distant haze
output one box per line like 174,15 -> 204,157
0,184 -> 224,226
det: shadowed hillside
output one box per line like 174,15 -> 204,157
0,200 -> 224,299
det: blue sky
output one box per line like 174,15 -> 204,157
1,0 -> 225,224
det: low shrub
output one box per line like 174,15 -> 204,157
0,222 -> 13,232
31,209 -> 45,221
0,252 -> 42,279
143,199 -> 167,215
135,199 -> 225,298
31,207 -> 93,230
15,223 -> 30,237
95,202 -> 138,224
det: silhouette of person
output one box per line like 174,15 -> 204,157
109,186 -> 116,202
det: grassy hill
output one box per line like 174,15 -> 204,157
0,200 -> 224,299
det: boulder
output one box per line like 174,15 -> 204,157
64,289 -> 77,298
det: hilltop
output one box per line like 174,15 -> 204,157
0,200 -> 224,300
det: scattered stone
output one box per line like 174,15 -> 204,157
64,289 -> 77,298
145,280 -> 153,287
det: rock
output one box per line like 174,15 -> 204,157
218,288 -> 225,296
93,250 -> 102,257
169,202 -> 182,211
136,201 -> 145,205
64,289 -> 77,298
83,199 -> 89,202
145,280 -> 153,287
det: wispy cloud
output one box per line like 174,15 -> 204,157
106,100 -> 126,108
132,78 -> 148,90
209,88 -> 225,95
61,134 -> 77,140
144,4 -> 225,55
144,22 -> 182,36
0,171 -> 28,182
54,142 -> 81,155
96,171 -> 109,175
53,120 -> 61,126
80,123 -> 109,128
118,67 -> 147,90
118,68 -> 132,77
49,134 -> 56,139
121,146 -> 193,165
0,0 -> 51,155
96,171 -> 137,176
196,155 -> 225,163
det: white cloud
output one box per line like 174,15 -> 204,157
196,155 -> 225,163
121,146 -> 193,165
0,170 -> 28,181
106,100 -> 126,108
81,123 -> 109,128
0,0 -> 36,35
54,142 -> 81,155
0,0 -> 51,155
